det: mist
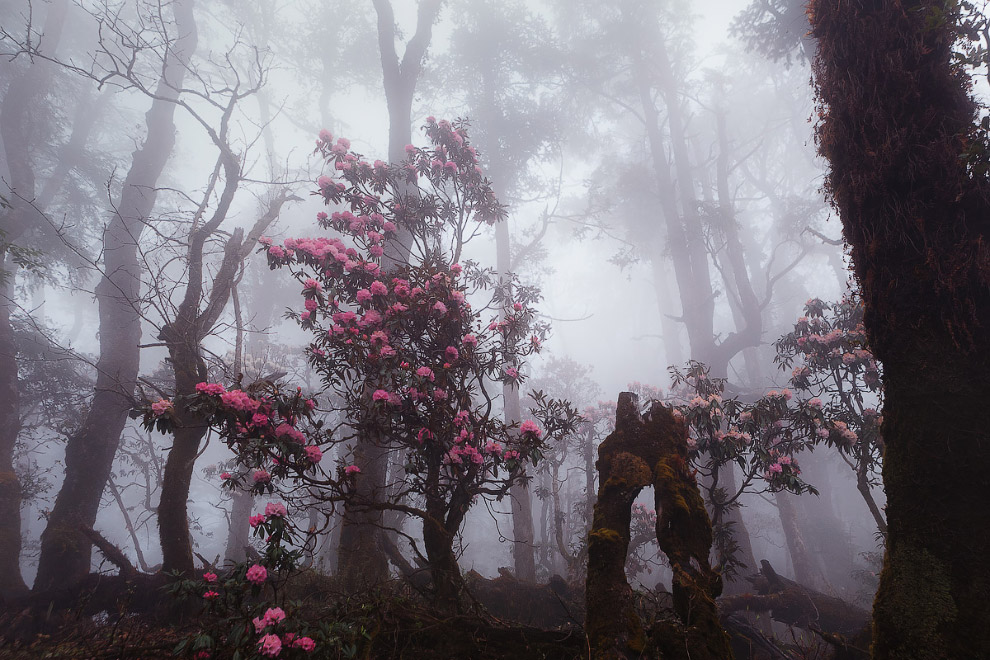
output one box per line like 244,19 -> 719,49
0,1 -> 983,658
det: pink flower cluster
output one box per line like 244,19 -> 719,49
520,420 -> 542,438
221,389 -> 261,413
151,398 -> 172,416
253,606 -> 286,633
274,423 -> 305,444
196,382 -> 226,395
245,563 -> 267,585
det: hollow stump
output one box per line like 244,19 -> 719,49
585,392 -> 733,659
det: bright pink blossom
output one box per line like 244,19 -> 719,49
292,636 -> 316,652
252,470 -> 271,484
258,633 -> 282,657
520,420 -> 542,438
305,445 -> 323,463
245,564 -> 268,585
250,514 -> 265,528
265,502 -> 287,518
344,465 -> 361,475
203,572 -> 217,583
151,398 -> 172,416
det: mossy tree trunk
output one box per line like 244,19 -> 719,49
811,1 -> 990,656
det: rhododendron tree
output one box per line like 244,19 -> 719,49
774,294 -> 886,536
166,499 -> 325,658
142,119 -> 578,611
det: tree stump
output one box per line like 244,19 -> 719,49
585,392 -> 732,659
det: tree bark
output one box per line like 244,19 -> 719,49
811,1 -> 990,656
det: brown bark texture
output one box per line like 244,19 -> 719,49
811,1 -> 990,657
585,393 -> 732,659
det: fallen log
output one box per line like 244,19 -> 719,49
720,560 -> 870,636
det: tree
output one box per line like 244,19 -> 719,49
811,1 -> 990,656
330,0 -> 445,590
29,0 -> 198,593
145,119 -> 577,610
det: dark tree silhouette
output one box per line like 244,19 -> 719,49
812,1 -> 990,656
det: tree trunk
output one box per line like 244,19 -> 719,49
775,490 -> 822,589
336,436 -> 390,591
33,0 -> 196,592
811,2 -> 990,656
224,490 -> 254,564
0,273 -> 25,599
0,0 -> 69,599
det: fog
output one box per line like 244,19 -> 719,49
0,0 -> 895,656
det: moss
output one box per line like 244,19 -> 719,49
588,527 -> 622,545
872,544 -> 956,660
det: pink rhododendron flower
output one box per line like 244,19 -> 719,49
512,302 -> 522,311
221,390 -> 261,413
203,590 -> 219,600
445,346 -> 459,360
462,333 -> 478,348
196,382 -> 226,395
251,413 -> 270,427
372,389 -> 390,402
356,289 -> 372,304
292,636 -> 316,652
318,129 -> 332,143
520,420 -> 542,438
258,633 -> 282,657
203,572 -> 217,583
245,564 -> 268,585
808,398 -> 823,409
252,470 -> 271,484
433,301 -> 447,315
249,514 -> 265,528
416,366 -> 435,381
265,502 -> 287,518
769,463 -> 783,474
304,278 -> 321,291
505,367 -> 518,379
317,175 -> 333,190
275,423 -> 305,444
304,445 -> 323,463
253,615 -> 269,633
369,280 -> 388,295
151,398 -> 172,416
345,465 -> 361,475
263,607 -> 286,624
220,472 -> 231,480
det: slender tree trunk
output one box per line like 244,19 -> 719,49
337,436 -> 390,591
34,0 -> 197,592
0,0 -> 69,598
335,0 -> 443,586
812,2 -> 990,655
0,272 -> 25,599
775,490 -> 822,589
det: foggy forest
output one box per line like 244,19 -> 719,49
1,0 -> 988,658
